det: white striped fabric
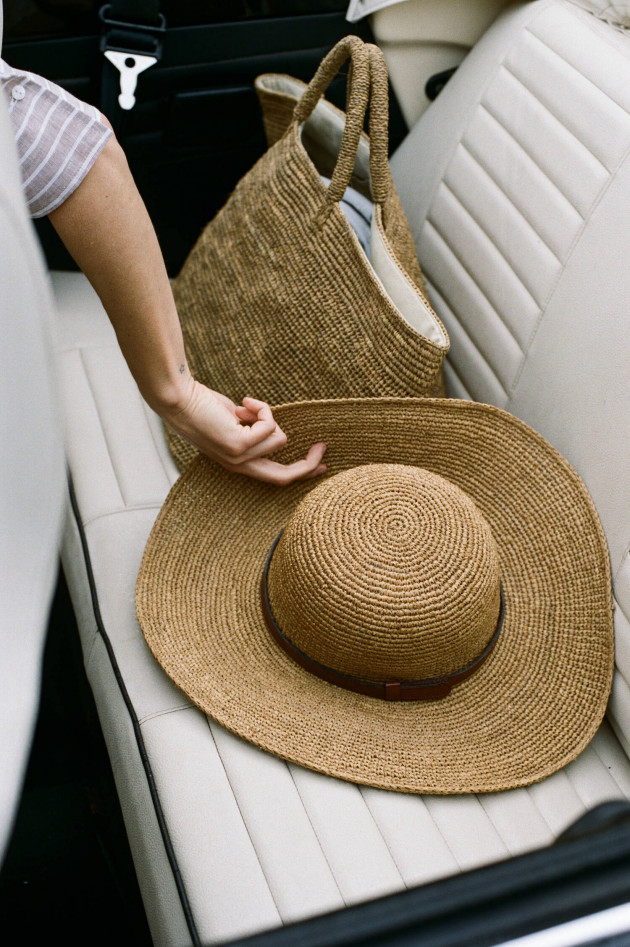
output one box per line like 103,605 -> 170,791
0,59 -> 111,218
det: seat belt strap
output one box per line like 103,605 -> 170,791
99,1 -> 166,117
108,0 -> 162,26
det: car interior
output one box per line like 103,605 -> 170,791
3,1 -> 630,945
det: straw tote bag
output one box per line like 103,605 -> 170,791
167,37 -> 449,470
254,55 -> 432,306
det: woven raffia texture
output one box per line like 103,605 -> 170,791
138,398 -> 614,794
167,39 -> 447,469
268,464 -> 501,681
256,79 -> 298,148
255,72 -> 432,302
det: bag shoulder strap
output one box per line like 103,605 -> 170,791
294,36 -> 391,206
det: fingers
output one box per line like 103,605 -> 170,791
226,401 -> 326,480
238,398 -> 277,441
234,404 -> 258,423
227,423 -> 287,462
226,397 -> 287,462
221,441 -> 328,485
167,383 -> 327,483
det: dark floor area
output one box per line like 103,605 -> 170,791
0,571 -> 153,945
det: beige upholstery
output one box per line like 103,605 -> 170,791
53,1 -> 630,944
56,270 -> 630,945
390,0 -> 630,757
359,0 -> 515,126
0,7 -> 65,863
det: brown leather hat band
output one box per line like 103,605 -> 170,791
261,532 -> 505,702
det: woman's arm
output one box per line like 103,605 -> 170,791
48,131 -> 327,484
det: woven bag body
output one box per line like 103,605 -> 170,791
168,38 -> 449,469
255,70 -> 432,304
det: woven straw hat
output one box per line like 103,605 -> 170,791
137,398 -> 614,794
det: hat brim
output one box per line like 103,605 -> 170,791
136,399 -> 613,794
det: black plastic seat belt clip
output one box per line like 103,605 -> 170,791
99,3 -> 166,111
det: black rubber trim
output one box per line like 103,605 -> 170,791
424,66 -> 458,102
224,806 -> 630,947
108,0 -> 162,27
68,476 -> 201,947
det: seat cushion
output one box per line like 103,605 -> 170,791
53,269 -> 630,947
390,0 -> 630,762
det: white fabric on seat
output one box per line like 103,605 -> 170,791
0,33 -> 65,862
53,262 -> 630,946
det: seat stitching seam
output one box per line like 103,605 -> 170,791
357,787 -> 408,887
80,502 -> 164,529
443,360 -> 472,401
613,661 -> 630,696
523,785 -> 556,835
422,219 -> 517,394
421,246 -> 511,396
424,277 -> 474,402
474,794 -> 532,859
438,179 -> 538,330
527,772 -> 590,837
419,806 -> 463,870
77,347 -> 125,508
140,398 -> 177,487
63,345 -> 174,494
507,137 -> 630,401
478,97 -> 586,220
83,622 -> 101,672
613,546 -> 630,588
203,717 -> 284,923
524,21 -> 630,123
460,132 -> 566,265
137,704 -> 193,725
423,275 -> 509,398
562,745 -> 621,812
424,211 -> 519,353
422,799 -> 493,872
500,60 -> 609,174
286,765 -> 347,906
582,734 -> 630,801
56,339 -> 118,354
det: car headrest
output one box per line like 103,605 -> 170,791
570,0 -> 630,27
347,0 -> 630,29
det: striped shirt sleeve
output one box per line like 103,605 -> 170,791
0,58 -> 112,218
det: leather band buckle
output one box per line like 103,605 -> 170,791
261,532 -> 504,702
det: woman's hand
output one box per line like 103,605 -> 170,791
48,134 -> 326,485
163,380 -> 327,485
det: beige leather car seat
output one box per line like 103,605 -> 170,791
52,1 -> 630,944
0,1 -> 66,868
390,0 -> 630,753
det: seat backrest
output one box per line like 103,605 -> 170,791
391,0 -> 630,754
0,0 -> 66,865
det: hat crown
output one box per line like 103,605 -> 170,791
266,464 -> 502,682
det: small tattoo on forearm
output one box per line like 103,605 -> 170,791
179,364 -> 185,374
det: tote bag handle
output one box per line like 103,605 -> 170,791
293,36 -> 391,206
